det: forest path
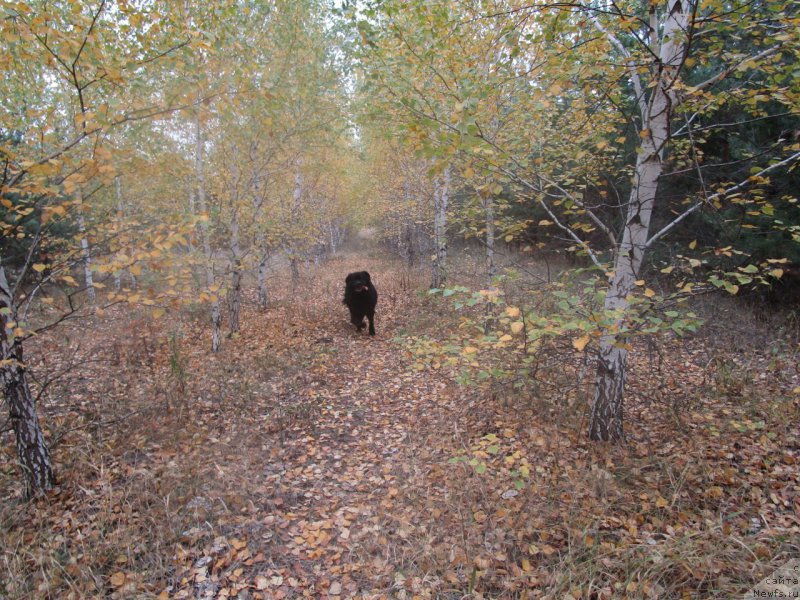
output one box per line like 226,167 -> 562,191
13,252 -> 797,600
167,256 -> 469,598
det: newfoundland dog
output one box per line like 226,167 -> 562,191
343,271 -> 378,336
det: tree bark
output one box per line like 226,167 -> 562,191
484,193 -> 496,332
257,244 -> 270,309
194,113 -> 222,353
114,177 -> 123,291
77,194 -> 96,305
431,163 -> 450,288
588,0 -> 691,441
227,210 -> 243,336
1,265 -> 55,498
289,167 -> 303,284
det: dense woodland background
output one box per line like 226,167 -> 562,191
1,0 -> 798,598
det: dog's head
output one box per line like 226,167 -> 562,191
345,271 -> 372,293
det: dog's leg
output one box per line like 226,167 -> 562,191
367,310 -> 375,336
349,309 -> 363,327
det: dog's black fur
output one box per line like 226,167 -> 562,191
343,271 -> 378,336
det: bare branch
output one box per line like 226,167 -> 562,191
536,172 -> 619,250
646,150 -> 800,248
496,166 -> 604,269
588,12 -> 648,117
683,45 -> 781,103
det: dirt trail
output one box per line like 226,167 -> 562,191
165,258 -> 466,598
7,253 -> 798,599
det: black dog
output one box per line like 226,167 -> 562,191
343,271 -> 378,336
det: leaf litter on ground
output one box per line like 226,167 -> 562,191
0,253 -> 798,599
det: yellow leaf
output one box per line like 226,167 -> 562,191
499,334 -> 513,342
505,306 -> 521,318
32,263 -> 46,272
510,321 -> 524,334
130,264 -> 143,276
538,219 -> 553,226
689,240 -> 697,250
463,346 -> 478,355
152,308 -> 166,319
110,572 -> 126,587
655,496 -> 668,508
644,288 -> 656,298
572,335 -> 590,352
769,269 -> 784,279
463,167 -> 475,179
660,266 -> 674,274
541,544 -> 556,556
634,279 -> 645,286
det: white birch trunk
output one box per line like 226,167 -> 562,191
485,195 -> 496,284
195,113 -> 222,353
0,264 -> 55,497
114,177 -> 123,291
227,211 -> 243,336
329,222 -> 341,255
257,246 -> 270,309
589,0 -> 691,441
289,167 -> 303,283
431,164 -> 450,288
77,194 -> 95,304
484,194 -> 497,333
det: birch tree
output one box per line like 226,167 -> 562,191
589,0 -> 796,439
194,112 -> 223,352
355,0 -> 799,441
0,0 -> 194,496
431,163 -> 451,288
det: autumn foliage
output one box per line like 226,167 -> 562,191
1,0 -> 799,598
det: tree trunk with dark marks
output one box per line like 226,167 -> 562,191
1,265 -> 55,498
431,163 -> 450,289
588,0 -> 691,441
194,112 -> 222,353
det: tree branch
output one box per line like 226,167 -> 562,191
588,12 -> 648,118
683,45 -> 781,103
645,150 -> 800,248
